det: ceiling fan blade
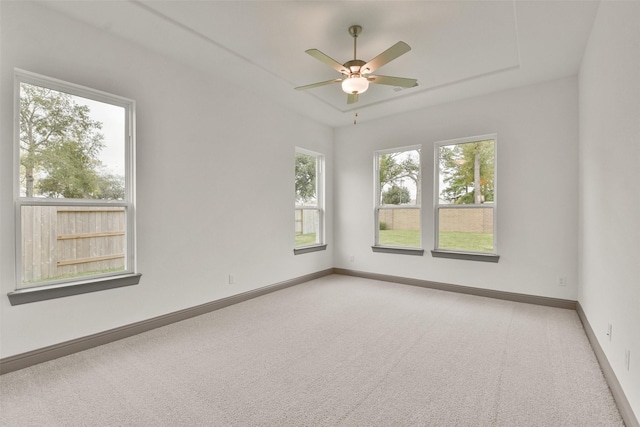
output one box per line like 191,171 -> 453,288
368,75 -> 418,88
347,93 -> 359,104
361,41 -> 411,74
306,49 -> 349,75
295,78 -> 343,91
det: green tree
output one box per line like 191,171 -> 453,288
95,172 -> 125,200
295,153 -> 316,204
19,83 -> 105,198
379,151 -> 420,203
37,139 -> 104,198
382,185 -> 411,205
439,140 -> 494,204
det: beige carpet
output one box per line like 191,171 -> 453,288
0,275 -> 624,426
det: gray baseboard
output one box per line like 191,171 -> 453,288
576,303 -> 639,427
0,268 -> 333,375
333,268 -> 577,310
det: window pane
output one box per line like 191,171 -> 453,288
378,208 -> 421,248
438,207 -> 494,253
21,205 -> 126,285
19,82 -> 125,200
295,153 -> 317,206
438,140 -> 494,205
379,149 -> 420,206
295,209 -> 319,247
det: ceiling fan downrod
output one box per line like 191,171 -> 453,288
344,25 -> 366,76
349,25 -> 362,61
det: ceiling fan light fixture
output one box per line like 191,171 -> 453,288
296,25 -> 415,105
342,75 -> 369,94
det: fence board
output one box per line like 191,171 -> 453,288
57,231 -> 125,240
57,254 -> 125,267
22,206 -> 125,284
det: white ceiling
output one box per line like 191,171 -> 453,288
41,0 -> 600,127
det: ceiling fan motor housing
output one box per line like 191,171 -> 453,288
343,59 -> 367,75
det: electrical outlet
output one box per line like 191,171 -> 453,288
349,255 -> 355,262
607,324 -> 612,341
228,274 -> 235,284
558,276 -> 567,286
624,350 -> 630,371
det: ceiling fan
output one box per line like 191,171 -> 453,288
295,25 -> 418,104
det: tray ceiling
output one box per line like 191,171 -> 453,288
40,1 -> 600,127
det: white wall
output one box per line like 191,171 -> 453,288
334,77 -> 579,300
0,2 -> 333,357
579,1 -> 640,419
3,7 -> 638,422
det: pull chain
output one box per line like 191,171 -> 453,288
354,112 -> 358,125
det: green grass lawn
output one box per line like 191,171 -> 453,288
295,233 -> 317,247
23,266 -> 125,285
439,231 -> 494,252
379,229 -> 421,248
296,230 -> 493,252
378,229 -> 493,252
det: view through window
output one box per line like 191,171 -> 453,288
16,71 -> 135,288
295,149 -> 323,248
375,147 -> 421,248
435,135 -> 496,254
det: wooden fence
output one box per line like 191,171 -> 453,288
379,208 -> 420,231
379,206 -> 494,234
439,207 -> 493,234
21,206 -> 125,284
295,208 -> 318,235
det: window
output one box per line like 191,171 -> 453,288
10,70 -> 139,303
373,146 -> 423,254
294,148 -> 325,254
434,134 -> 498,262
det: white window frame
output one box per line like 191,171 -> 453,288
9,69 -> 139,304
294,147 -> 325,254
373,145 -> 423,255
433,134 -> 499,262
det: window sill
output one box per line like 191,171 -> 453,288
294,244 -> 327,255
431,250 -> 500,263
7,273 -> 142,306
372,246 -> 425,256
